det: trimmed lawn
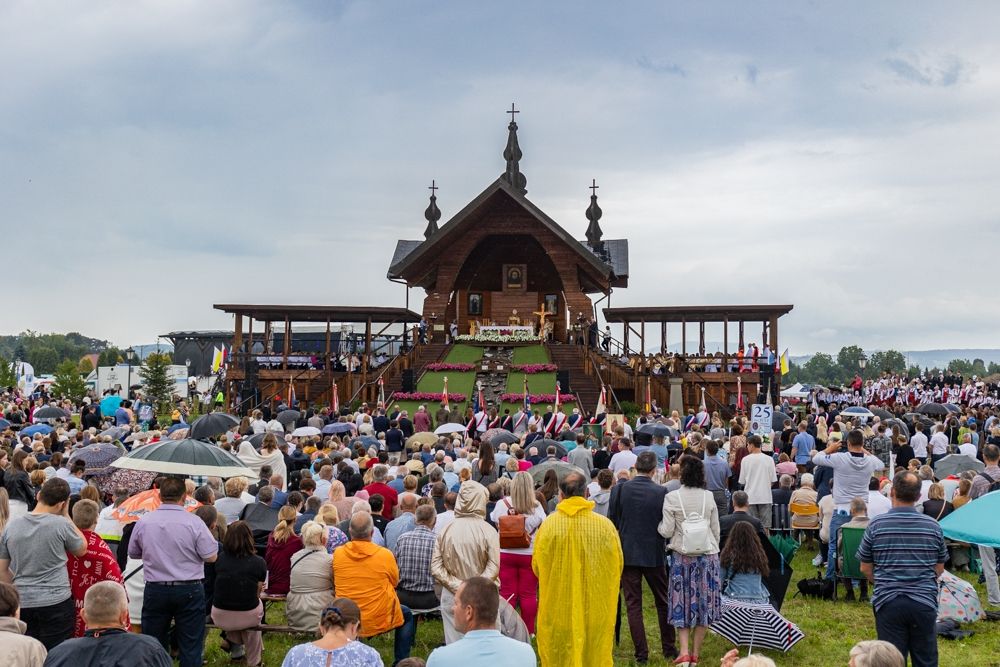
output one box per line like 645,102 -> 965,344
506,371 -> 557,395
415,370 -> 476,415
513,345 -> 550,365
203,543 -> 1000,666
443,344 -> 485,364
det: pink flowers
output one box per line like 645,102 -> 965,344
424,363 -> 476,372
391,392 -> 467,402
510,364 -> 558,373
499,392 -> 577,404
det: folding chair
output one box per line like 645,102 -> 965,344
836,526 -> 867,600
789,500 -> 820,545
771,503 -> 792,536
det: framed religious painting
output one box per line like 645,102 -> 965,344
504,264 -> 526,291
544,293 -> 558,315
467,292 -> 483,316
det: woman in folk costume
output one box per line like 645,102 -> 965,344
736,347 -> 746,373
237,433 -> 287,491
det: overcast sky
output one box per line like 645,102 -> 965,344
3,1 -> 999,354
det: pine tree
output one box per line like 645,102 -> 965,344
0,355 -> 16,388
139,352 -> 174,414
51,360 -> 86,400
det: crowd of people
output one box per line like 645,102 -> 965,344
2,380 -> 1000,667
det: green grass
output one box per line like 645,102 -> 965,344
203,543 -> 1000,666
512,344 -> 551,365
443,345 -> 485,364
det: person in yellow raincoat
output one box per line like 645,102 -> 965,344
533,470 -> 623,667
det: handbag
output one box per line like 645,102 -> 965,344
498,499 -> 531,549
796,570 -> 835,600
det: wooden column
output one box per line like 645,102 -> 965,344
770,315 -> 780,398
282,316 -> 290,370
738,321 -> 745,350
699,322 -> 706,356
660,322 -> 666,354
723,317 -> 729,369
362,317 -> 372,400
640,321 -> 645,366
623,322 -> 629,356
681,319 -> 687,356
233,315 -> 243,359
247,317 -> 253,355
264,321 -> 272,354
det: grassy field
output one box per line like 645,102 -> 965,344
202,542 -> 1000,666
512,345 -> 551,365
444,344 -> 486,364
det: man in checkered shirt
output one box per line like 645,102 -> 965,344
394,505 -> 440,611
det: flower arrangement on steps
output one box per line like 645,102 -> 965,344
389,392 -> 467,402
499,392 -> 577,404
424,363 -> 476,372
509,363 -> 558,373
454,330 -> 540,343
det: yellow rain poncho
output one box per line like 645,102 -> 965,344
532,495 -> 624,667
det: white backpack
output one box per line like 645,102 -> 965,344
679,490 -> 712,555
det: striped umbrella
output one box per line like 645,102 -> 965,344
110,438 -> 256,478
710,597 -> 804,653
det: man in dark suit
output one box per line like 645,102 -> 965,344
719,490 -> 766,547
372,409 -> 390,435
608,451 -> 676,663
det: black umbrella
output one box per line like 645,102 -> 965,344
276,409 -> 301,426
884,418 -> 910,440
762,538 -> 793,612
943,403 -> 962,414
111,438 -> 255,478
872,408 -> 894,420
772,411 -> 792,431
637,422 -> 672,438
903,412 -> 935,429
248,432 -> 287,450
529,439 -> 567,458
916,403 -> 948,417
488,430 -> 519,446
34,406 -> 70,420
188,412 -> 240,439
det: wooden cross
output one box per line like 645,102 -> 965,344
507,102 -> 519,121
428,179 -> 438,195
590,179 -> 599,196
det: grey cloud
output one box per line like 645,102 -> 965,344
885,52 -> 970,87
636,55 -> 686,77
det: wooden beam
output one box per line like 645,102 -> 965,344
660,322 -> 666,355
362,317 -> 372,399
738,321 -> 745,350
681,319 -> 686,356
699,321 -> 705,356
264,321 -> 272,354
233,315 -> 243,360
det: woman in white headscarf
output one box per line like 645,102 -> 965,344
237,433 -> 287,491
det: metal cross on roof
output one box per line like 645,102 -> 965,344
590,179 -> 599,196
506,102 -> 519,120
428,179 -> 438,195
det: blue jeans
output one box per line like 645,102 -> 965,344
394,605 -> 416,666
142,582 -> 206,667
874,596 -> 938,667
826,510 -> 851,580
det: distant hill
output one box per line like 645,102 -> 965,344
792,349 -> 1000,370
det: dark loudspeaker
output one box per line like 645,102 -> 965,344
557,370 -> 570,392
401,369 -> 415,393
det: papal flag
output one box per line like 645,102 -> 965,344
779,348 -> 790,376
211,347 -> 224,373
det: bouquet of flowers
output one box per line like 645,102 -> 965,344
455,330 -> 541,343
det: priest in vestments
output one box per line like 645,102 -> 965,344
533,472 -> 623,667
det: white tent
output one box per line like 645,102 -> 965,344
780,383 -> 811,399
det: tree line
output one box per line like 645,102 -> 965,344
784,344 -> 1000,387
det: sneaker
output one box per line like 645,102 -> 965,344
812,554 -> 824,567
230,643 -> 246,660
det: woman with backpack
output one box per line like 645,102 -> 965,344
658,455 -> 721,667
489,470 -> 546,635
